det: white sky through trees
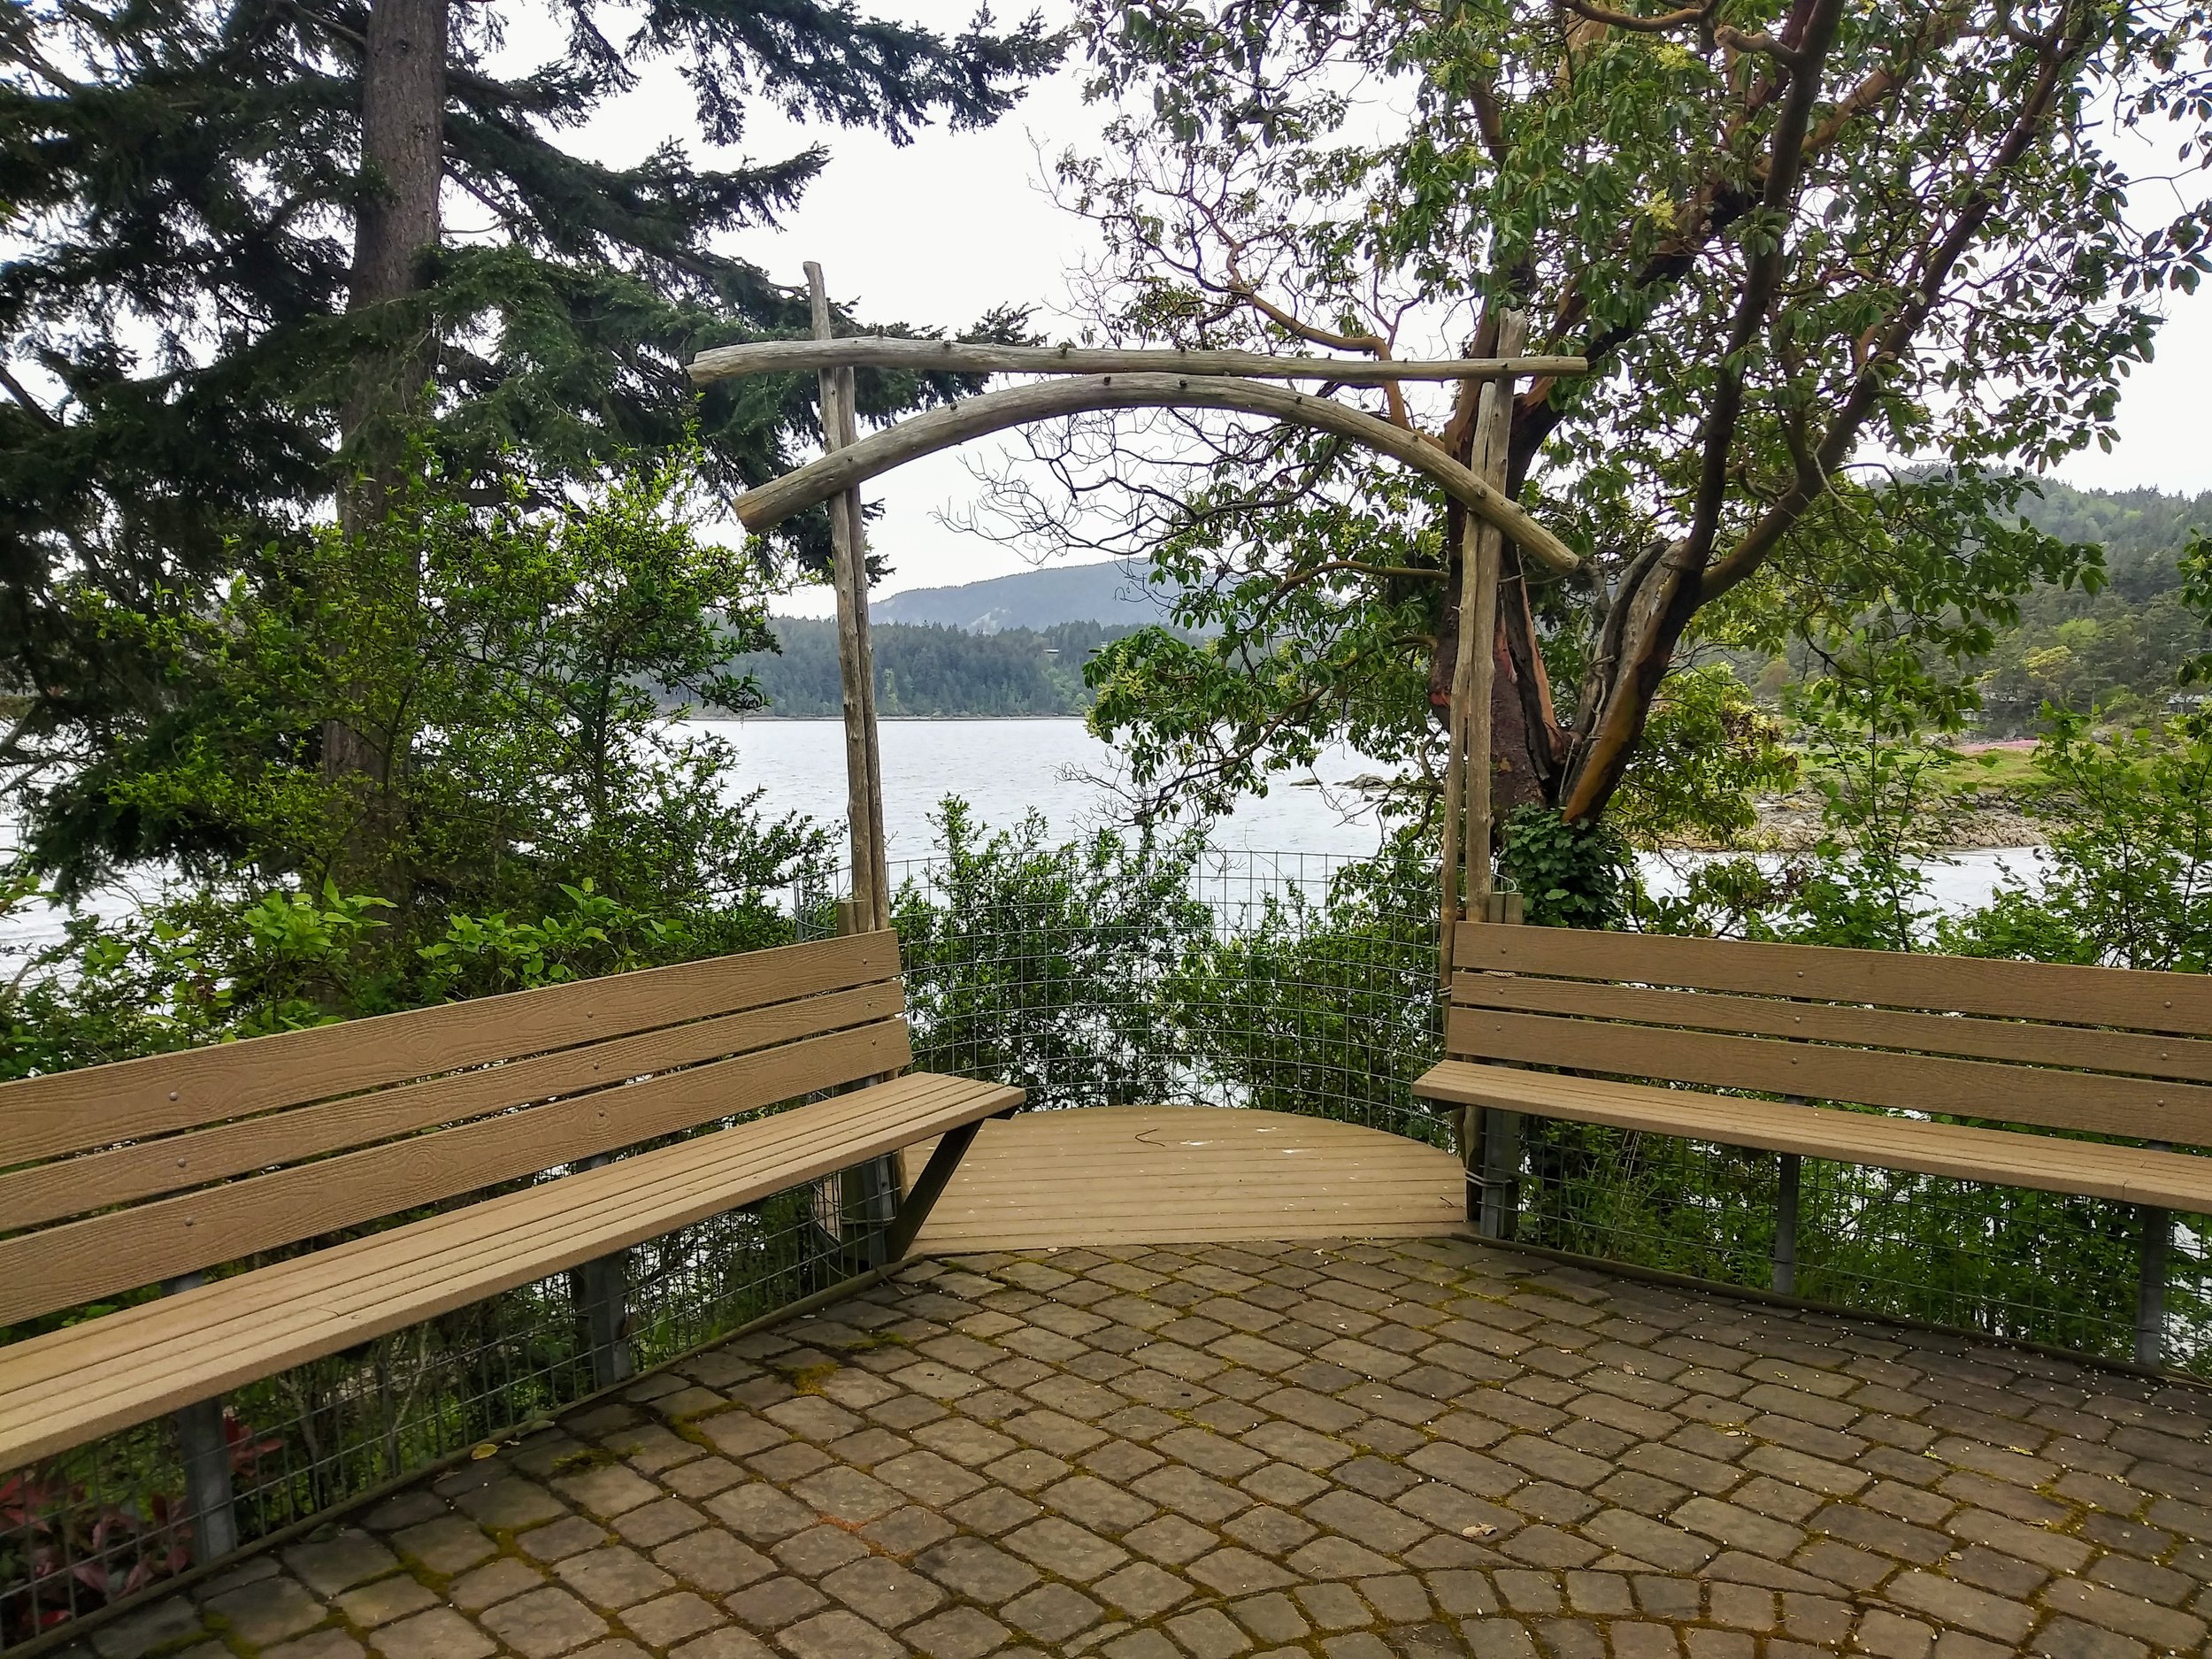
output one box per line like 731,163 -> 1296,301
559,0 -> 2212,613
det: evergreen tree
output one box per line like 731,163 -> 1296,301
0,0 -> 1058,853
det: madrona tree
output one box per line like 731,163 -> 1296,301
987,1 -> 2212,844
0,0 -> 1057,868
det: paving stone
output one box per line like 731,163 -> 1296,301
618,1592 -> 718,1647
2037,1578 -> 2208,1650
768,1524 -> 869,1577
650,1526 -> 775,1593
1001,1581 -> 1104,1641
454,1479 -> 567,1529
1102,1630 -> 1183,1659
1224,1503 -> 1318,1555
612,1498 -> 708,1548
392,1517 -> 499,1576
340,1577 -> 442,1629
552,1547 -> 674,1609
861,1503 -> 959,1556
703,1484 -> 815,1541
92,1595 -> 208,1658
521,1517 -> 613,1563
667,1632 -> 773,1659
447,1557 -> 546,1611
477,1588 -> 608,1659
903,1607 -> 1010,1659
287,1531 -> 402,1595
554,1464 -> 664,1519
818,1555 -> 945,1626
773,1609 -> 905,1659
1164,1605 -> 1252,1658
1882,1569 -> 2037,1642
1188,1546 -> 1297,1596
2028,1618 -> 2151,1659
721,1576 -> 826,1631
366,1491 -> 450,1532
916,1535 -> 1041,1603
661,1458 -> 746,1502
264,1628 -> 366,1659
204,1575 -> 328,1645
943,1486 -> 1041,1534
372,1608 -> 499,1659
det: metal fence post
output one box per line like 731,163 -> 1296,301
164,1274 -> 239,1563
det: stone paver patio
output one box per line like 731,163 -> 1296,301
72,1238 -> 2212,1659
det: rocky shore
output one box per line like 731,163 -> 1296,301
1663,789 -> 2048,853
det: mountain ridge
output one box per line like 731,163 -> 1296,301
783,558 -> 1184,634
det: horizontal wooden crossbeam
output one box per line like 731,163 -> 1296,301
688,336 -> 1589,386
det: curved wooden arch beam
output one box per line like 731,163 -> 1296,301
730,373 -> 1581,575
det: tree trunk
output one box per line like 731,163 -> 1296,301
344,0 -> 447,457
326,0 -> 447,887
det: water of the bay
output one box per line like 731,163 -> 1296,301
1,717 -> 2047,955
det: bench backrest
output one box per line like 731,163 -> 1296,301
1447,922 -> 2212,1147
0,933 -> 907,1326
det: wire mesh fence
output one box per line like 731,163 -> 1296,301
2,1180 -> 879,1648
8,831 -> 2212,1647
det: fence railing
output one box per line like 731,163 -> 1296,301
7,839 -> 2208,1647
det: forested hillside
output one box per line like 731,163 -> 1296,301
717,482 -> 2212,725
1971,483 -> 2212,733
870,558 -> 1183,632
739,619 -> 1147,716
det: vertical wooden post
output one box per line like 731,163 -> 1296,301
805,263 -> 899,1261
1463,311 -> 1527,917
806,262 -> 890,930
1440,312 -> 1526,985
164,1274 -> 239,1563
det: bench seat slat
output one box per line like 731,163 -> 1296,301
0,1071 -> 983,1389
0,1072 -> 1020,1470
0,982 -> 905,1230
0,1019 -> 914,1325
1,933 -> 902,1164
1413,1059 -> 2212,1214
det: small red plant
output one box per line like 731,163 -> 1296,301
0,1409 -> 283,1643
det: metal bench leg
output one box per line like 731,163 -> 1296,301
570,1155 -> 634,1389
1476,1109 -> 1522,1242
858,1154 -> 901,1271
886,1120 -> 986,1263
1772,1153 -> 1801,1297
1457,1105 -> 1479,1227
579,1249 -> 636,1390
164,1274 -> 239,1563
2137,1203 -> 2170,1371
175,1395 -> 240,1563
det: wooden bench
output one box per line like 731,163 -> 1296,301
1414,922 -> 2212,1367
0,931 -> 1018,1555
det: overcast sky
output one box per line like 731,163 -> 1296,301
569,4 -> 2212,614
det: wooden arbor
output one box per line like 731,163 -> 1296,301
688,298 -> 1586,966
